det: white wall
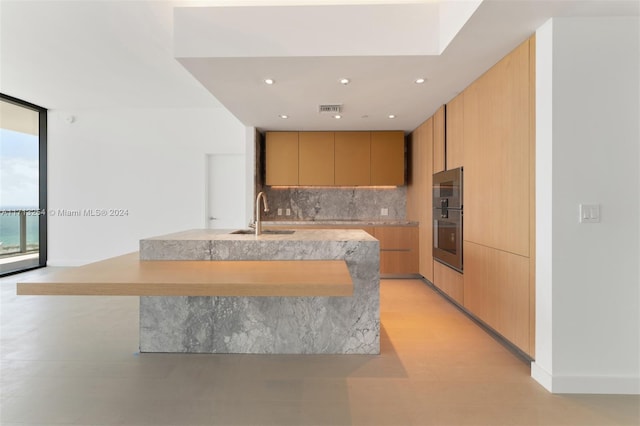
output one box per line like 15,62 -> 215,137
47,107 -> 247,266
532,18 -> 554,392
534,17 -> 640,394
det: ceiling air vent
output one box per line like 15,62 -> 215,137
318,104 -> 343,114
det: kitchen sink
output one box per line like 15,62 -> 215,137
230,229 -> 295,235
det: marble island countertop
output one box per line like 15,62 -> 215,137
138,228 -> 380,354
139,228 -> 379,261
141,228 -> 377,242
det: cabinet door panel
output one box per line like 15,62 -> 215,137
464,241 -> 530,355
375,226 -> 419,275
433,105 -> 446,173
407,118 -> 433,281
266,132 -> 299,186
406,131 -> 420,222
299,132 -> 334,185
371,131 -> 405,185
446,93 -> 464,170
335,132 -> 371,185
464,40 -> 530,256
374,226 -> 417,250
433,260 -> 464,305
379,251 -> 418,276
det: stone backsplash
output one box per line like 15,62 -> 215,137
260,187 -> 406,221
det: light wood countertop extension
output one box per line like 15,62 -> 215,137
17,253 -> 353,297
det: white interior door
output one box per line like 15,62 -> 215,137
206,154 -> 246,229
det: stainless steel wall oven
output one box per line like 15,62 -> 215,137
433,167 -> 463,272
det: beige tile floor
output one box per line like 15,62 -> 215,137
1,267 -> 638,426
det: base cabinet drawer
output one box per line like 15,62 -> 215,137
374,226 -> 418,276
380,250 -> 418,276
265,224 -> 418,276
433,260 -> 464,305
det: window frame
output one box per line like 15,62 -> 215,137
0,93 -> 47,276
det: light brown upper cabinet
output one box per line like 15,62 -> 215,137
371,131 -> 405,186
446,93 -> 464,170
265,131 -> 404,186
265,132 -> 299,186
335,132 -> 371,186
299,132 -> 335,186
433,106 -> 446,173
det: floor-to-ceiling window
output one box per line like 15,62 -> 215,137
0,94 -> 47,275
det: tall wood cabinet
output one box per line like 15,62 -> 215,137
462,37 -> 536,356
407,36 -> 536,357
406,118 -> 433,281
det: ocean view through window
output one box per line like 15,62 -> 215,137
0,94 -> 47,275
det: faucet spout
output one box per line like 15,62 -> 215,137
255,191 -> 269,236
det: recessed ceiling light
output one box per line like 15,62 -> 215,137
339,78 -> 350,85
388,114 -> 396,119
334,114 -> 342,119
264,78 -> 275,85
415,78 -> 426,84
279,114 -> 288,119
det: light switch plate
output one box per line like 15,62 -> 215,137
381,208 -> 389,216
579,204 -> 600,223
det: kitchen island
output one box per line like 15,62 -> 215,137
139,228 -> 380,354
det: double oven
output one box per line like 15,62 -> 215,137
433,167 -> 463,272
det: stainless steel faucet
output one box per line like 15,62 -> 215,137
255,191 -> 269,236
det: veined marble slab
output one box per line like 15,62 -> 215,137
260,186 -> 406,221
139,229 -> 380,354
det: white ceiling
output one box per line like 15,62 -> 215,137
0,0 -> 221,109
1,0 -> 638,132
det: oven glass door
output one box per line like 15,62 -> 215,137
433,209 -> 463,272
433,167 -> 462,210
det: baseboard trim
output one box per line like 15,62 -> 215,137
533,363 -> 640,394
552,375 -> 640,395
531,362 -> 553,391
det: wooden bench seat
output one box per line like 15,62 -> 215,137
16,252 -> 353,297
